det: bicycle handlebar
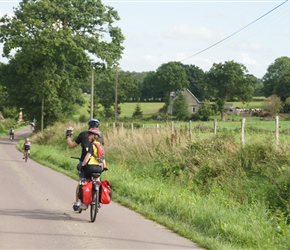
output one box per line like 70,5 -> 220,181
71,156 -> 108,173
71,156 -> 81,160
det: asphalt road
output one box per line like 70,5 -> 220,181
0,126 -> 205,249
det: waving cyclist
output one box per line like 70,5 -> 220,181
81,127 -> 107,180
66,119 -> 104,211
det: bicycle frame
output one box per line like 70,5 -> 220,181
24,149 -> 29,162
71,156 -> 103,222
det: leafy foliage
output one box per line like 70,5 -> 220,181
264,95 -> 284,116
172,93 -> 191,120
155,62 -> 189,105
207,60 -> 254,120
0,0 -> 124,126
198,99 -> 214,121
263,56 -> 290,101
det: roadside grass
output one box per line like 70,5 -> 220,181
0,119 -> 26,137
19,120 -> 290,250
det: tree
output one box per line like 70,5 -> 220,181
132,104 -> 143,119
118,71 -> 140,102
263,57 -> 290,101
0,0 -> 124,126
198,99 -> 214,121
275,71 -> 290,103
140,71 -> 164,102
155,62 -> 189,106
178,63 -> 206,101
172,94 -> 190,120
206,60 -> 254,120
95,68 -> 140,118
264,95 -> 283,117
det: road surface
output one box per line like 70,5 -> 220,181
0,126 -> 205,249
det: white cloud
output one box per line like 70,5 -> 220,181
165,24 -> 225,41
240,53 -> 257,66
239,42 -> 262,51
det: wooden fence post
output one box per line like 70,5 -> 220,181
275,116 -> 279,145
214,119 -> 217,135
189,120 -> 192,141
171,121 -> 176,146
157,124 -> 159,133
241,118 -> 246,147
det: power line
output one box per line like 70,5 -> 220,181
180,0 -> 289,62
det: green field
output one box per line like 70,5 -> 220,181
119,102 -> 163,117
75,94 -> 267,119
74,94 -> 163,118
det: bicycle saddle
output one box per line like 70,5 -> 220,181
91,173 -> 101,178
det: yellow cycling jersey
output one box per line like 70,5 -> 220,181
88,141 -> 104,166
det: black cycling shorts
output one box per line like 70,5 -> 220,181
84,165 -> 102,180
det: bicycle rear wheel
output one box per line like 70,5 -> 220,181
25,151 -> 28,162
90,187 -> 99,222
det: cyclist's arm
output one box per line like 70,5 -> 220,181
82,152 -> 92,167
82,143 -> 93,167
67,132 -> 83,149
66,137 -> 78,148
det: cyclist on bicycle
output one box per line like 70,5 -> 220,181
81,127 -> 107,180
23,138 -> 31,159
30,122 -> 35,132
66,118 -> 104,211
9,127 -> 15,138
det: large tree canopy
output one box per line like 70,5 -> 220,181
0,0 -> 124,126
207,60 -> 254,120
93,68 -> 140,119
155,61 -> 189,105
263,56 -> 290,102
178,63 -> 206,101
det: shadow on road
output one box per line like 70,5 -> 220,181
0,208 -> 84,222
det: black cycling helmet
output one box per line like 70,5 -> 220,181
88,118 -> 100,128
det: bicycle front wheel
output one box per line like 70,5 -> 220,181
90,188 -> 99,222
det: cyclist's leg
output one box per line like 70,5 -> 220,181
73,171 -> 85,211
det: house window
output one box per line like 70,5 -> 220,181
192,107 -> 196,113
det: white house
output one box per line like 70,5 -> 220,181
168,88 -> 203,115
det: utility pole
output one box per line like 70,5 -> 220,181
41,97 -> 44,133
90,70 -> 94,119
114,64 -> 118,122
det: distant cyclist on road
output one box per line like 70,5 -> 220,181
9,127 -> 15,139
30,122 -> 35,132
23,138 -> 31,159
66,118 -> 105,211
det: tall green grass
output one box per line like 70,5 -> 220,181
23,120 -> 290,250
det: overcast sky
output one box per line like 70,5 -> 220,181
1,0 -> 289,79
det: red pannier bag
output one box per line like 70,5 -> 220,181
99,180 -> 112,204
79,181 -> 93,205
